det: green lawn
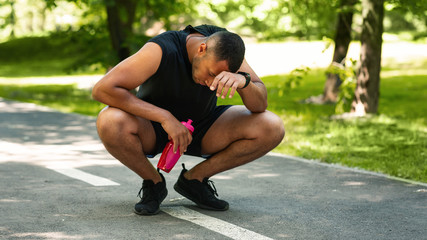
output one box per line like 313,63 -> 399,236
0,34 -> 426,183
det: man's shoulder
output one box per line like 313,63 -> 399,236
184,25 -> 228,36
148,31 -> 184,54
149,30 -> 182,44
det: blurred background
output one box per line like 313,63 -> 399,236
0,0 -> 426,75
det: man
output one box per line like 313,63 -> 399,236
92,25 -> 285,215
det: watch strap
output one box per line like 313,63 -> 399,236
237,71 -> 251,88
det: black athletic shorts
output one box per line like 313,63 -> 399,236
148,105 -> 232,158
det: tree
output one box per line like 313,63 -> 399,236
105,0 -> 137,61
207,0 -> 338,40
104,0 -> 196,62
0,0 -> 17,38
44,0 -> 196,64
304,0 -> 426,112
322,0 -> 357,103
351,0 -> 384,115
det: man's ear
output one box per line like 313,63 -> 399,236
198,42 -> 207,54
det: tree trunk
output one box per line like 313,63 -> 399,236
9,0 -> 16,38
322,0 -> 356,103
351,0 -> 384,115
105,0 -> 137,62
39,3 -> 47,32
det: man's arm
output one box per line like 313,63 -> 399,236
235,59 -> 268,112
93,43 -> 167,121
92,42 -> 192,154
210,59 -> 268,113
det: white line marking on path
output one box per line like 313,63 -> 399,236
268,152 -> 427,187
162,206 -> 274,240
47,167 -> 120,186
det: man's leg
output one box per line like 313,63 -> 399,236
96,106 -> 167,215
96,106 -> 161,182
187,105 -> 285,181
174,105 -> 284,210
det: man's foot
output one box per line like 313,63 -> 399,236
174,164 -> 229,211
134,173 -> 168,215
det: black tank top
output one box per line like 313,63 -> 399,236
136,25 -> 227,123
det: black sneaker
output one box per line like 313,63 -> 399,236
174,164 -> 229,211
134,173 -> 168,215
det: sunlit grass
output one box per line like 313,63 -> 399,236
0,84 -> 105,116
258,68 -> 427,183
276,116 -> 426,181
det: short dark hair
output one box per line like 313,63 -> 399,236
207,31 -> 245,73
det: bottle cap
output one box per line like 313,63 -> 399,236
182,119 -> 194,133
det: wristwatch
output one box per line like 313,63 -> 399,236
237,71 -> 251,89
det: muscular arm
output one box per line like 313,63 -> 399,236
92,42 -> 192,154
92,43 -> 170,122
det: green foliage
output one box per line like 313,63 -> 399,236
0,0 -> 17,38
208,0 -> 340,40
0,29 -> 112,77
277,66 -> 311,97
2,0 -> 426,45
325,59 -> 358,113
140,0 -> 196,30
0,36 -> 74,77
386,0 -> 427,17
383,0 -> 427,40
61,0 -> 197,32
50,26 -> 114,71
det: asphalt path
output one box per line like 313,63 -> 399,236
1,98 -> 426,240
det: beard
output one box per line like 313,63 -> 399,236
191,55 -> 203,85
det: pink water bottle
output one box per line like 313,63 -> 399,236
157,119 -> 194,173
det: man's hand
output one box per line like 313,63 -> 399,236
209,71 -> 246,99
161,117 -> 192,155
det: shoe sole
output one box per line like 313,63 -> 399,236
174,183 -> 229,211
134,209 -> 160,216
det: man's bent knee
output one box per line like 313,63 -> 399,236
257,111 -> 285,148
96,106 -> 157,154
97,106 -> 125,128
96,107 -> 136,138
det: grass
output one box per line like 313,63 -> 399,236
0,84 -> 105,116
0,34 -> 426,183
0,31 -> 111,77
269,72 -> 426,183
